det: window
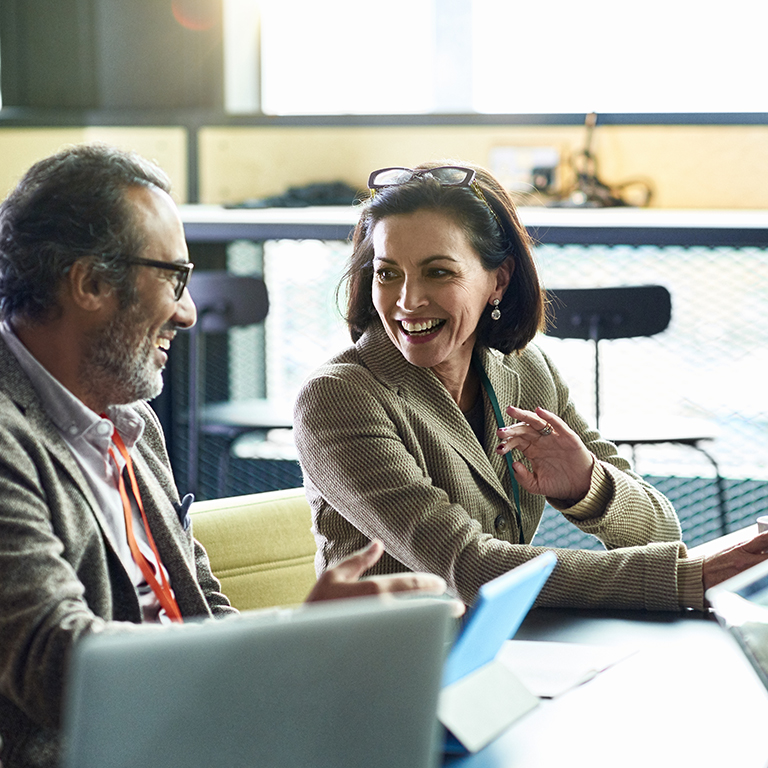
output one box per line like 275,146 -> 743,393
225,0 -> 768,117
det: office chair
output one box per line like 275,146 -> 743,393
545,285 -> 728,535
187,271 -> 274,497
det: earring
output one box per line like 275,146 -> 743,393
490,298 -> 501,321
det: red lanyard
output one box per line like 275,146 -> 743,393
106,425 -> 183,623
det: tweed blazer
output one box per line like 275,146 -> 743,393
0,338 -> 235,768
295,322 -> 704,612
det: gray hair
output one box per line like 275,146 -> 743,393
0,143 -> 172,322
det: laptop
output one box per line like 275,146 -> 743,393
706,558 -> 768,690
62,596 -> 454,768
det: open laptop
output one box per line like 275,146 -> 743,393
62,597 -> 453,768
706,558 -> 768,690
62,553 -> 556,766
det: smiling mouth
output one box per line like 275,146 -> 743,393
398,319 -> 446,336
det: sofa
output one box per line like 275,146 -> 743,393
189,487 -> 317,611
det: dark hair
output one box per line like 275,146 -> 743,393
342,161 -> 545,354
0,142 -> 172,322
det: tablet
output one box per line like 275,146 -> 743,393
443,551 -> 557,687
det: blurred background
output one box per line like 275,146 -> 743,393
1,0 -> 766,548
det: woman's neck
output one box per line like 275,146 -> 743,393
431,354 -> 480,412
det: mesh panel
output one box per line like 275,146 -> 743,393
185,239 -> 768,548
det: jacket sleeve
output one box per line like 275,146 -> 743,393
294,363 -> 697,612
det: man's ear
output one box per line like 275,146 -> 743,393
67,259 -> 113,312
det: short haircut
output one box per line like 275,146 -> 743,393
342,161 -> 546,354
0,142 -> 172,322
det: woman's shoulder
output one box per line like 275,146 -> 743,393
486,339 -> 555,375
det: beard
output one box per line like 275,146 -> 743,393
81,303 -> 168,407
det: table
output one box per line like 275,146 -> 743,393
447,605 -> 768,767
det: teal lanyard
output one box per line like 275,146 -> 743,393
472,352 -> 525,544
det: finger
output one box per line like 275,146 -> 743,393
506,405 -> 556,435
510,460 -> 537,493
330,539 -> 385,581
369,572 -> 448,596
740,531 -> 768,555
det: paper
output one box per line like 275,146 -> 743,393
498,639 -> 637,698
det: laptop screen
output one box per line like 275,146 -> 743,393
706,559 -> 768,690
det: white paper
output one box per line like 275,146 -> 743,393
498,639 -> 637,698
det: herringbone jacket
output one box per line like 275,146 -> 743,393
0,338 -> 235,768
295,322 -> 704,612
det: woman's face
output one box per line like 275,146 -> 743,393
371,209 -> 509,383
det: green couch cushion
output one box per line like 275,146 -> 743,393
190,487 -> 317,611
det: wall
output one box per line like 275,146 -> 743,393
1,122 -> 767,209
198,123 -> 768,209
0,127 -> 188,202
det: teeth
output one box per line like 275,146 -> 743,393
401,319 -> 442,333
156,338 -> 171,350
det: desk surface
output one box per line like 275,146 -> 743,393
447,607 -> 768,768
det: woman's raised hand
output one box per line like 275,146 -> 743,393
497,406 -> 595,505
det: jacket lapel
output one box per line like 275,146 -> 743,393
0,340 -> 127,556
357,324 -> 516,504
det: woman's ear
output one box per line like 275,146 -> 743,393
67,259 -> 113,312
492,256 -> 514,301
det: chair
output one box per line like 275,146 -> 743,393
545,285 -> 728,535
189,487 -> 316,610
186,271 -> 276,497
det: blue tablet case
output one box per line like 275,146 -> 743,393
440,551 -> 557,753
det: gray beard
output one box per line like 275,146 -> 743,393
81,305 -> 166,408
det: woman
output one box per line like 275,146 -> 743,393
294,162 -> 768,610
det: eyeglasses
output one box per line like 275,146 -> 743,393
367,165 -> 501,227
127,257 -> 194,301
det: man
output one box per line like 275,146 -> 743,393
0,144 -> 446,768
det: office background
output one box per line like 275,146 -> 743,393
1,0 -> 766,549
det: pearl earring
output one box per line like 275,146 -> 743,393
490,299 -> 501,321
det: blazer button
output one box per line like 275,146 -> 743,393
494,514 -> 508,532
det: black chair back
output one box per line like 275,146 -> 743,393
545,285 -> 671,342
185,272 -> 270,495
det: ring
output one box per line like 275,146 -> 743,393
539,423 -> 553,436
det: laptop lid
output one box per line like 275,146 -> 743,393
62,597 -> 453,768
706,558 -> 768,690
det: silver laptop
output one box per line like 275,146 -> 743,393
62,597 -> 453,768
706,558 -> 768,690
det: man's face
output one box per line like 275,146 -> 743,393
81,185 -> 196,407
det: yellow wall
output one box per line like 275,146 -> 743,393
0,127 -> 188,202
1,122 -> 767,209
198,124 -> 768,209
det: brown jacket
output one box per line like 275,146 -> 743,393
0,338 -> 235,768
295,322 -> 703,611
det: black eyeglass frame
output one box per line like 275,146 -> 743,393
367,165 -> 502,227
127,257 -> 194,301
368,165 -> 476,189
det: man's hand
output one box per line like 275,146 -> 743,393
305,539 -> 449,604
